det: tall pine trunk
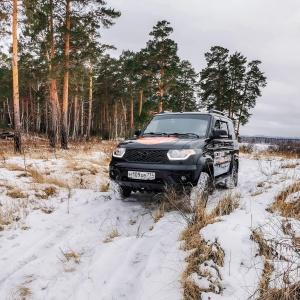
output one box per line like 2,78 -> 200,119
61,0 -> 70,149
86,61 -> 93,142
72,83 -> 79,140
120,99 -> 127,136
12,0 -> 21,152
129,80 -> 134,132
48,0 -> 60,148
138,89 -> 143,116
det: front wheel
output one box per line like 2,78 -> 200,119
110,181 -> 131,199
190,172 -> 213,208
226,161 -> 238,189
121,186 -> 131,198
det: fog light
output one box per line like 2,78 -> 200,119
181,175 -> 187,182
110,170 -> 116,178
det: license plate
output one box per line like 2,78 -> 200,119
128,171 -> 155,180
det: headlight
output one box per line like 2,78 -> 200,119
167,149 -> 195,160
113,148 -> 126,158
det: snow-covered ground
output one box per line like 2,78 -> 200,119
0,147 -> 299,299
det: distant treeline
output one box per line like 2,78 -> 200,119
241,136 -> 300,145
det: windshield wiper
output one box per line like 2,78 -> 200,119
169,132 -> 200,138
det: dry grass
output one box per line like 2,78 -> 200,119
0,138 -> 112,232
6,188 -> 27,199
153,187 -> 192,223
41,205 -> 55,214
240,143 -> 300,160
180,191 -> 241,299
62,250 -> 81,264
239,143 -> 254,154
103,228 -> 120,243
251,189 -> 264,197
16,285 -> 32,299
1,163 -> 25,172
281,163 -> 298,169
151,186 -> 241,298
1,134 -> 117,160
28,168 -> 46,184
100,183 -> 110,192
251,228 -> 300,300
59,246 -> 82,272
44,186 -> 57,198
268,182 -> 300,219
0,200 -> 24,228
251,230 -> 274,260
262,283 -> 300,300
211,192 -> 240,216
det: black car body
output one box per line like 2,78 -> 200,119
109,111 -> 239,197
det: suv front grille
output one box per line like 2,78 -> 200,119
124,149 -> 168,163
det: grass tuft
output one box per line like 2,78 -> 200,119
268,182 -> 300,219
103,228 -> 120,243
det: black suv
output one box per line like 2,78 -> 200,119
109,110 -> 239,197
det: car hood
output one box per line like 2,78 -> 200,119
118,136 -> 206,149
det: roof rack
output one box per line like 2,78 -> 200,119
209,109 -> 227,117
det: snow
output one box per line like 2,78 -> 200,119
0,147 -> 299,299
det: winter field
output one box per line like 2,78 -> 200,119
0,139 -> 299,300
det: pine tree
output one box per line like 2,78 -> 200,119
139,20 -> 180,112
236,60 -> 267,137
199,46 -> 229,111
228,52 -> 246,118
170,60 -> 199,112
199,46 -> 267,136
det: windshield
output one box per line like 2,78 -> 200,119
143,114 -> 211,138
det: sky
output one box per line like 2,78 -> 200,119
101,0 -> 300,138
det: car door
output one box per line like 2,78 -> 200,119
212,118 -> 234,177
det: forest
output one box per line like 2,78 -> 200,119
0,0 -> 267,151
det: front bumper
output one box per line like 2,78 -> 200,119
109,162 -> 202,193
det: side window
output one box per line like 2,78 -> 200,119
214,119 -> 228,137
219,121 -> 228,133
214,120 -> 228,131
214,120 -> 221,130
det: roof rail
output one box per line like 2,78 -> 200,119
209,109 -> 227,117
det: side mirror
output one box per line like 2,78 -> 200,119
211,129 -> 228,139
135,129 -> 142,137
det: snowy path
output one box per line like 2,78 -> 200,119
0,154 -> 299,299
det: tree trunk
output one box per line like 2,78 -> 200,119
130,81 -> 134,131
5,98 -> 12,128
158,89 -> 163,113
72,83 -> 79,140
80,97 -> 84,136
236,98 -> 245,138
114,102 -> 118,140
138,89 -> 143,116
61,0 -> 70,149
48,0 -> 60,148
86,61 -> 93,142
12,0 -> 21,153
120,99 -> 127,137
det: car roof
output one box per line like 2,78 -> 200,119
155,111 -> 233,121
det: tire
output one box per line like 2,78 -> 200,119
190,172 -> 213,208
226,160 -> 238,189
121,186 -> 131,198
110,181 -> 131,199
